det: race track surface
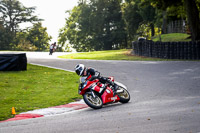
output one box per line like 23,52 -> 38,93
1,53 -> 200,133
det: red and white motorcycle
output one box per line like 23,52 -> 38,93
78,74 -> 130,109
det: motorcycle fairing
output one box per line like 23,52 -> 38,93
101,87 -> 120,104
79,79 -> 102,95
108,76 -> 114,82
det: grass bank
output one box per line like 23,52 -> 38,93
0,64 -> 80,121
152,33 -> 191,42
59,49 -> 171,61
59,33 -> 192,61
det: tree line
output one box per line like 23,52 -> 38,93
0,0 -> 51,51
58,0 -> 200,52
1,0 -> 200,52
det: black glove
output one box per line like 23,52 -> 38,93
99,77 -> 107,84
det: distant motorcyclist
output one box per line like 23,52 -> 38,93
74,64 -> 118,93
49,42 -> 56,55
49,44 -> 54,55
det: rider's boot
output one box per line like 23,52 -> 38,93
113,84 -> 118,96
105,78 -> 118,96
109,81 -> 118,96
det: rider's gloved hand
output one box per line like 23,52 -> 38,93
99,77 -> 107,84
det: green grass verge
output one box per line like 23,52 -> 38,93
152,33 -> 191,42
0,64 -> 81,121
59,49 -> 173,61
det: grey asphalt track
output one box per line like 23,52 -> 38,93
0,52 -> 200,133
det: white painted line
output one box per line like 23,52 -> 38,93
19,100 -> 88,117
29,63 -> 75,73
21,108 -> 75,116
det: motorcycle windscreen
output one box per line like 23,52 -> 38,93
80,77 -> 87,83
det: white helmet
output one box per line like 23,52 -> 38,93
75,64 -> 85,76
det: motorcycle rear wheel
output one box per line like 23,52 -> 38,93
83,92 -> 103,109
117,86 -> 130,103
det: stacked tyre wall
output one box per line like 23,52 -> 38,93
132,41 -> 200,59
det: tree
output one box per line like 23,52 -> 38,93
0,21 -> 12,50
99,0 -> 127,50
59,6 -> 89,52
13,31 -> 37,51
184,0 -> 200,41
27,22 -> 52,51
122,0 -> 143,42
0,0 -> 41,49
138,1 -> 156,36
0,0 -> 40,34
59,0 -> 127,51
82,0 -> 127,50
149,0 -> 200,41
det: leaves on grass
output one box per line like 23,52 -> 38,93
22,86 -> 29,90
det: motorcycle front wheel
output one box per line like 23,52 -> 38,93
83,92 -> 103,109
117,86 -> 130,103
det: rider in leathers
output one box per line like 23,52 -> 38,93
75,64 -> 118,94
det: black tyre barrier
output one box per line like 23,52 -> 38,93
132,41 -> 200,60
0,53 -> 27,71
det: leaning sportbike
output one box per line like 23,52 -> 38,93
78,73 -> 130,109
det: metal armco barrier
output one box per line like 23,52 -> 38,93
132,41 -> 200,60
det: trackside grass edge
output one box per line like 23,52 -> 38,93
58,49 -> 181,61
0,64 -> 81,121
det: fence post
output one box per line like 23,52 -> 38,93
158,42 -> 162,58
197,41 -> 200,59
170,42 -> 174,59
180,42 -> 183,59
183,42 -> 187,59
174,42 -> 178,59
191,41 -> 195,59
143,41 -> 146,56
162,42 -> 166,58
155,42 -> 158,58
132,41 -> 136,55
160,42 -> 164,58
194,41 -> 197,60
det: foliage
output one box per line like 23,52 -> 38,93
138,0 -> 157,36
0,0 -> 39,33
1,0 -> 200,51
136,23 -> 152,40
0,0 -> 51,51
12,31 -> 37,51
148,0 -> 200,41
124,0 -> 200,41
8,22 -> 51,51
58,6 -> 87,52
0,64 -> 80,121
122,0 -> 143,42
27,22 -> 52,51
0,21 -> 13,50
152,33 -> 191,42
59,0 -> 127,51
